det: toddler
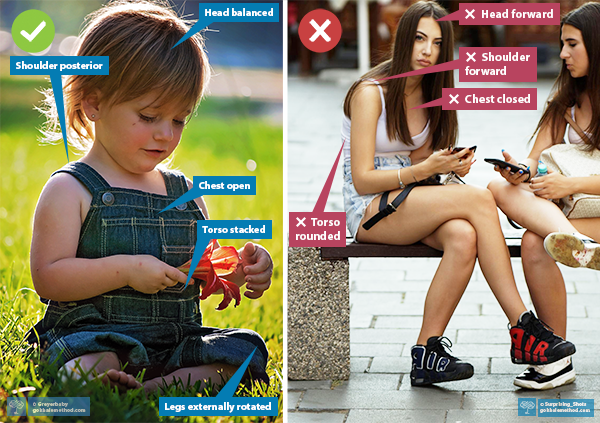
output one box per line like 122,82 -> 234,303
26,0 -> 273,393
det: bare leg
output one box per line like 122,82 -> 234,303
521,221 -> 600,339
488,178 -> 580,237
357,184 -> 526,325
521,231 -> 567,338
60,352 -> 141,392
415,219 -> 477,344
143,362 -> 238,394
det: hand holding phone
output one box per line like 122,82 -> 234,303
484,158 -> 524,174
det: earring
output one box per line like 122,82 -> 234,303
91,114 -> 96,119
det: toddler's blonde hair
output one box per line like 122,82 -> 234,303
40,0 -> 210,152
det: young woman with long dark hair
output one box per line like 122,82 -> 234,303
489,2 -> 600,390
342,0 -> 575,387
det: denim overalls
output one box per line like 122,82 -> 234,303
27,162 -> 268,380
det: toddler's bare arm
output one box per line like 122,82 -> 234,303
31,173 -> 187,301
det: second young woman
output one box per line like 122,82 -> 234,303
342,0 -> 575,386
489,1 -> 600,390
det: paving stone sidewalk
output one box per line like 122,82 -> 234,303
287,75 -> 600,422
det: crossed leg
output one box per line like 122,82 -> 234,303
489,178 -> 600,339
356,184 -> 528,339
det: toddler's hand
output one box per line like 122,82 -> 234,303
239,242 -> 273,299
126,255 -> 188,294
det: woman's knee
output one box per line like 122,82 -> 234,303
487,177 -> 505,197
521,230 -> 551,265
462,185 -> 498,213
487,178 -> 513,209
441,220 -> 477,260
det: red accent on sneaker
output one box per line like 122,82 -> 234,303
524,335 -> 536,362
533,341 -> 549,360
511,327 -> 524,360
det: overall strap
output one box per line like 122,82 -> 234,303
160,169 -> 190,198
52,162 -> 110,193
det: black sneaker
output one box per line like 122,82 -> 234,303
509,311 -> 576,365
410,336 -> 474,386
514,357 -> 576,390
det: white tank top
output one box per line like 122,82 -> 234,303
342,79 -> 430,161
568,106 -> 591,144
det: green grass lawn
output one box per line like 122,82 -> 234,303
0,76 -> 283,422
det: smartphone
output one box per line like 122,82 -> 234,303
452,145 -> 477,154
484,158 -> 524,174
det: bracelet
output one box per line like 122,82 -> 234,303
397,168 -> 406,189
409,166 -> 418,183
518,163 -> 531,183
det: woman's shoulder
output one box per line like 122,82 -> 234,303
350,80 -> 384,111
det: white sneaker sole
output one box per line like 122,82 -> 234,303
544,233 -> 600,270
514,369 -> 576,390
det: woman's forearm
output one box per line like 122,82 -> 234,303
570,175 -> 600,195
353,161 -> 436,195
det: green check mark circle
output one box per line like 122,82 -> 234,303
12,10 -> 55,53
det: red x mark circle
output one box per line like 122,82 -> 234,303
298,9 -> 342,53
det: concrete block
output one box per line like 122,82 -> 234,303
288,247 -> 350,380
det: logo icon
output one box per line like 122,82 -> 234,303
519,398 -> 537,416
298,9 -> 342,53
11,9 -> 55,53
7,397 -> 26,416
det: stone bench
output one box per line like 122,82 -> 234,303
288,235 -> 522,380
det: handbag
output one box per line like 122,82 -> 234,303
538,111 -> 600,219
362,172 -> 464,230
